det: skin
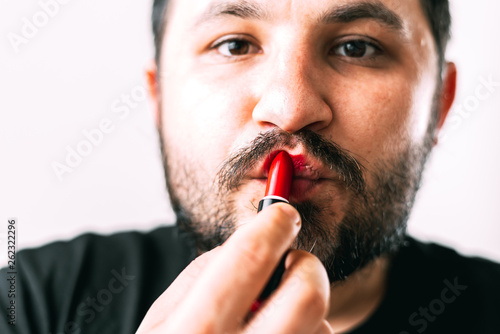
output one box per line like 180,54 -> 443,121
139,0 -> 457,332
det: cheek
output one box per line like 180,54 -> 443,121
160,74 -> 248,175
332,72 -> 420,160
407,73 -> 437,140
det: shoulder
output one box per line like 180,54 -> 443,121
355,237 -> 500,334
0,225 -> 196,333
394,237 -> 500,303
401,237 -> 500,285
387,237 -> 500,333
17,225 -> 195,274
13,224 -> 197,297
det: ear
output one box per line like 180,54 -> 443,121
434,62 -> 457,142
146,60 -> 161,127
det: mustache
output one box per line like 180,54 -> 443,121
217,129 -> 366,194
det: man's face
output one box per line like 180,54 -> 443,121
155,0 -> 441,281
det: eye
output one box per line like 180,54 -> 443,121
214,38 -> 260,57
333,40 -> 380,58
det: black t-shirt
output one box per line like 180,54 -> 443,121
1,225 -> 499,333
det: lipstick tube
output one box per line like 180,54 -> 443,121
252,151 -> 294,312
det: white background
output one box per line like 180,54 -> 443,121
1,0 -> 499,264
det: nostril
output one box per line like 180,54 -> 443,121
255,120 -> 279,131
304,119 -> 332,132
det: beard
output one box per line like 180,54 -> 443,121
159,123 -> 435,283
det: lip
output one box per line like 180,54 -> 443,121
255,150 -> 334,180
253,177 -> 330,202
249,149 -> 338,201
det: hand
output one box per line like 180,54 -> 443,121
136,203 -> 333,334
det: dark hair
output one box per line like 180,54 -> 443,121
418,0 -> 451,71
152,0 -> 169,66
152,0 -> 451,69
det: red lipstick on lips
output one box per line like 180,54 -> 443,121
252,151 -> 294,313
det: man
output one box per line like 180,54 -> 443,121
2,0 -> 500,333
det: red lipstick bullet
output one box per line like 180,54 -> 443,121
252,151 -> 294,312
258,151 -> 294,211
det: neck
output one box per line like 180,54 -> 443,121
327,256 -> 390,333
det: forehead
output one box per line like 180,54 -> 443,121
166,0 -> 429,34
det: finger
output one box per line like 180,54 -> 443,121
136,247 -> 221,332
175,203 -> 301,332
244,250 -> 330,334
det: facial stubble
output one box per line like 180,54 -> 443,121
158,117 -> 435,283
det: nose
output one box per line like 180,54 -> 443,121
252,47 -> 333,133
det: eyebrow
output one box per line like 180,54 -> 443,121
194,0 -> 269,27
194,0 -> 403,31
319,1 -> 403,30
